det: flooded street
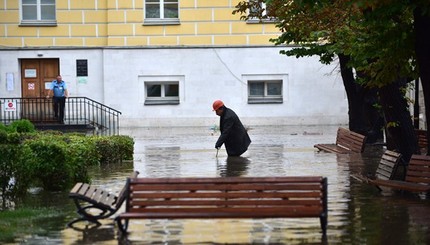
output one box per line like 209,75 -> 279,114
11,125 -> 430,244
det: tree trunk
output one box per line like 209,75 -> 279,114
414,7 -> 430,154
338,54 -> 384,142
379,79 -> 419,162
338,54 -> 365,132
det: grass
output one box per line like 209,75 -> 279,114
0,207 -> 64,243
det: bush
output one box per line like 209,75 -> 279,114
110,135 -> 134,161
0,138 -> 34,209
0,120 -> 134,207
91,135 -> 134,164
9,119 -> 35,133
65,135 -> 100,183
24,137 -> 72,191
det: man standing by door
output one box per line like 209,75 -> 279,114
46,75 -> 68,124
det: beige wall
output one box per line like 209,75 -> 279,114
0,0 -> 279,47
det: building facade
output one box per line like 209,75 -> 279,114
0,0 -> 347,127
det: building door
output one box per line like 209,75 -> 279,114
20,59 -> 59,122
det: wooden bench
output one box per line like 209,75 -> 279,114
314,127 -> 367,154
116,176 -> 328,236
68,171 -> 139,227
368,155 -> 430,193
415,129 -> 428,154
351,150 -> 402,184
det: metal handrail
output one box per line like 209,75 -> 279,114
0,97 -> 121,135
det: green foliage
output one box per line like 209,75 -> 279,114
0,123 -> 9,134
65,135 -> 100,183
0,124 -> 134,207
9,119 -> 36,133
233,0 -> 426,87
0,138 -> 33,208
90,135 -> 134,163
110,135 -> 134,161
24,137 -> 71,191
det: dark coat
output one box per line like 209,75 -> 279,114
215,107 -> 251,156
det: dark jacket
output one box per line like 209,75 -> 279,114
215,107 -> 251,156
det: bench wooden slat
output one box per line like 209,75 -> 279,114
131,191 -> 321,199
84,185 -> 98,199
375,151 -> 402,180
368,179 -> 430,192
313,144 -> 351,154
129,176 -> 324,184
368,155 -> 430,193
116,176 -> 328,236
69,183 -> 84,194
415,129 -> 428,154
314,127 -> 366,154
123,207 -> 323,217
131,183 -> 322,192
130,199 -> 322,207
91,188 -> 105,203
77,183 -> 90,196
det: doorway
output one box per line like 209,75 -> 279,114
20,59 -> 59,122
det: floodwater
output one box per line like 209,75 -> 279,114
9,125 -> 430,244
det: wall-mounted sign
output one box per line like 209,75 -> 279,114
76,59 -> 88,76
24,69 -> 37,78
28,83 -> 35,90
4,101 -> 16,112
6,73 -> 14,91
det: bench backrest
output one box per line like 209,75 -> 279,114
375,150 -> 402,180
115,171 -> 140,209
405,155 -> 430,186
415,129 -> 428,151
125,176 -> 327,218
336,127 -> 367,153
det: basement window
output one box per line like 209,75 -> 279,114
248,80 -> 283,104
145,81 -> 179,105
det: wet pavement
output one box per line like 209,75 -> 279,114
9,125 -> 430,244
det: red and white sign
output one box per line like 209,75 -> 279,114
4,101 -> 16,112
28,83 -> 35,90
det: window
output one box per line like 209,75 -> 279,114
144,0 -> 180,25
248,80 -> 283,104
20,0 -> 56,26
145,81 -> 179,105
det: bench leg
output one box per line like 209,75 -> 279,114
67,217 -> 102,231
320,215 -> 327,237
116,217 -> 129,234
72,199 -> 113,221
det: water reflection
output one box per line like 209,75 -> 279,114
217,156 -> 250,177
70,225 -> 115,244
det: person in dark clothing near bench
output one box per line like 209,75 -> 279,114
213,100 -> 251,156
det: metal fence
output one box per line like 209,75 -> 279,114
0,97 -> 121,135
